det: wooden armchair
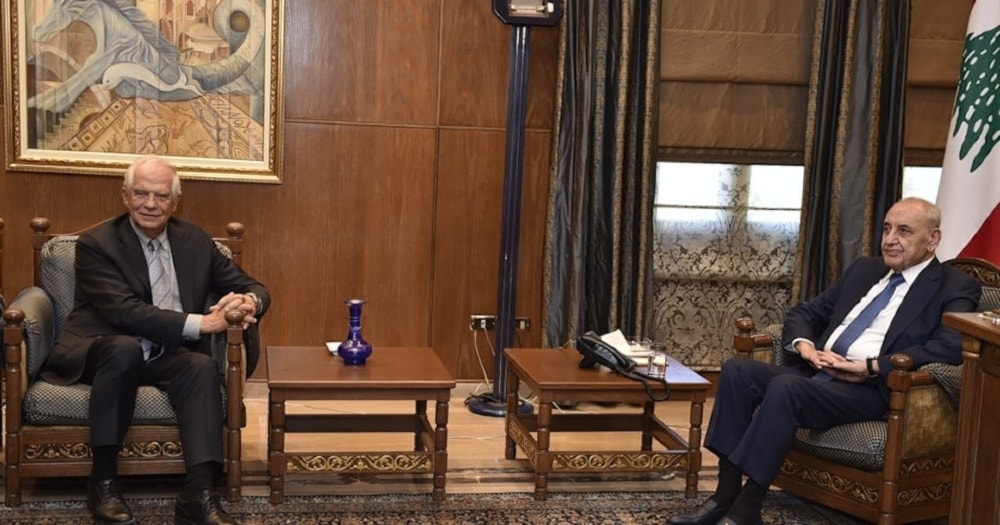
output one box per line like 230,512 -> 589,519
732,257 -> 1000,525
1,217 -> 255,507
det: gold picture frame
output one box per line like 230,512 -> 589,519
3,0 -> 285,183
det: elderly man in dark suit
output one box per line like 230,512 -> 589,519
668,197 -> 981,525
42,156 -> 270,525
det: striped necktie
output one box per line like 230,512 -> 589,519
148,239 -> 173,308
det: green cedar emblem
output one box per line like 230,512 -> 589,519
953,26 -> 1000,172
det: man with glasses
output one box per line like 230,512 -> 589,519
41,156 -> 270,525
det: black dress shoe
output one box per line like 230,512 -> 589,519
87,479 -> 136,525
175,489 -> 239,525
667,498 -> 730,525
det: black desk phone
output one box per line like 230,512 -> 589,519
575,331 -> 670,401
577,332 -> 638,372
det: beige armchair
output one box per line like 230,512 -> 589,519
1,217 -> 255,507
731,257 -> 1000,525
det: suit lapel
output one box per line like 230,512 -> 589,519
117,218 -> 152,296
881,258 -> 942,354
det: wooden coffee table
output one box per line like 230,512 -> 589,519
503,347 -> 711,500
266,346 -> 455,502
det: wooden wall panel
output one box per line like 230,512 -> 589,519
431,129 -> 549,380
439,0 -> 558,129
283,0 -> 441,124
234,123 -> 438,351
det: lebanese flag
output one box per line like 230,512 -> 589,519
936,0 -> 1000,263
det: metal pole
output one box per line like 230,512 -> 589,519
467,25 -> 532,417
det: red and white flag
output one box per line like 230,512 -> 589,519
937,0 -> 1000,263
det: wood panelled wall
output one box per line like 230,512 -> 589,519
0,1 -> 559,380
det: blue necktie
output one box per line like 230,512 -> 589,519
815,272 -> 905,380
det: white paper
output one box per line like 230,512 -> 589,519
599,329 -> 650,365
599,329 -> 632,354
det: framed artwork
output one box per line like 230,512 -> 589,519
2,0 -> 285,183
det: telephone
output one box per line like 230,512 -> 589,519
577,332 -> 638,371
575,331 -> 670,402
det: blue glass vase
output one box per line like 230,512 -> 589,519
337,299 -> 372,365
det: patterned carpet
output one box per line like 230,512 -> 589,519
0,490 -> 869,524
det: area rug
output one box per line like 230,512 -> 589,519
0,490 -> 867,524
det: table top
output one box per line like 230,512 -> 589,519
266,346 -> 455,389
504,347 -> 710,392
943,311 -> 1000,347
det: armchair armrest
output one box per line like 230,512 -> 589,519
5,287 -> 57,393
222,309 -> 246,501
734,317 -> 785,364
3,308 -> 27,441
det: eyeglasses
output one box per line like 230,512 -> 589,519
130,189 -> 173,204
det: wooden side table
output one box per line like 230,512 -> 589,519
503,347 -> 711,500
266,346 -> 455,502
942,312 -> 1000,525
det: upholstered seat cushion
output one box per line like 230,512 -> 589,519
24,381 -> 178,425
23,381 -> 227,426
792,421 -> 887,471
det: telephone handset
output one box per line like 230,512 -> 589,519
575,331 -> 670,402
576,332 -> 638,372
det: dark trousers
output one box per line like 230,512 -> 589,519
704,358 -> 888,486
81,335 -> 223,467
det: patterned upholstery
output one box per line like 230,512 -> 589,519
24,383 -> 177,425
12,235 -> 233,426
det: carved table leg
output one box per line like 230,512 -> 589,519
641,401 -> 654,451
432,396 -> 449,501
534,399 -> 552,501
504,368 -> 520,460
268,389 -> 286,504
686,391 -> 706,498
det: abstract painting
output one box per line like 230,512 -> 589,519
3,0 -> 284,183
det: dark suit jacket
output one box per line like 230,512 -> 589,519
781,256 -> 980,396
43,214 -> 270,385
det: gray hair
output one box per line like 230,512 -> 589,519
123,156 -> 182,198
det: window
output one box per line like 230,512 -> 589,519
902,166 -> 942,202
652,163 -> 804,370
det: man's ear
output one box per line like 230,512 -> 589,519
929,227 -> 942,251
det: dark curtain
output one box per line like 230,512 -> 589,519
542,1 -> 660,347
794,0 -> 911,301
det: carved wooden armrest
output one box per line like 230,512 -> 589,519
3,308 -> 27,440
223,310 -> 247,428
734,317 -> 778,362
